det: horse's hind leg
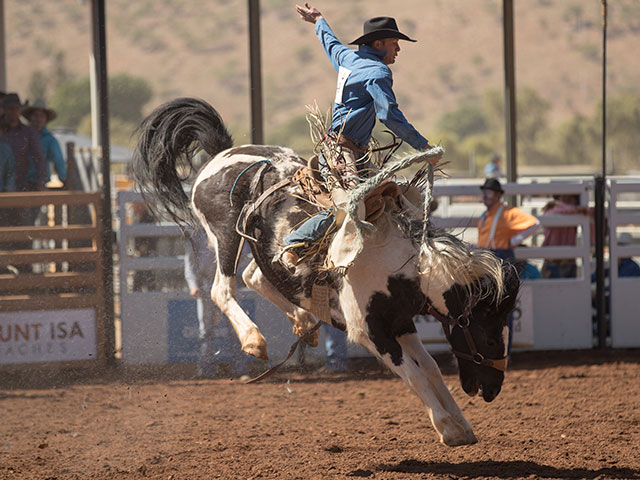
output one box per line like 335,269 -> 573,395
199,225 -> 268,361
242,259 -> 319,347
211,268 -> 268,360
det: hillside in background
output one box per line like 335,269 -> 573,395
6,0 -> 640,173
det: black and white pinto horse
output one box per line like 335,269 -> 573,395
132,98 -> 519,447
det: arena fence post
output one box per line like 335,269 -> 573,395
594,176 -> 607,349
594,0 -> 608,349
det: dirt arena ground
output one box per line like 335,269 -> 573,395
1,349 -> 639,480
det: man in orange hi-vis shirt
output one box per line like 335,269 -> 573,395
477,178 -> 540,355
477,178 -> 540,259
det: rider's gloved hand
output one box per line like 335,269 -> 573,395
421,143 -> 442,166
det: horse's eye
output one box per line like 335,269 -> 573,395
486,339 -> 498,347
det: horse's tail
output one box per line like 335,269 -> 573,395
131,97 -> 234,228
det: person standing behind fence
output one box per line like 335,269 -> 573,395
22,100 -> 66,188
477,178 -> 540,261
0,98 -> 16,263
484,154 -> 504,179
540,194 -> 587,279
22,100 -> 67,269
0,93 -> 45,193
1,93 -> 45,270
185,228 -> 250,380
0,98 -> 15,193
477,178 -> 540,353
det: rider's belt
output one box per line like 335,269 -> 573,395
334,135 -> 368,154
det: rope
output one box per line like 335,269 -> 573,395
346,146 -> 444,244
244,320 -> 324,384
229,159 -> 271,206
421,163 -> 434,245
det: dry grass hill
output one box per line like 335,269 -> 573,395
5,0 -> 640,169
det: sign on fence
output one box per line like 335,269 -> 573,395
511,283 -> 534,348
0,309 -> 97,364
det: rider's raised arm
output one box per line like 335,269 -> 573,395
296,4 -> 350,71
365,76 -> 429,151
314,18 -> 352,72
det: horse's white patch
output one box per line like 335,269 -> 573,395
192,145 -> 299,194
339,215 -> 417,344
193,149 -> 247,192
502,325 -> 510,358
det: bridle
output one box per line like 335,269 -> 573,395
426,303 -> 508,372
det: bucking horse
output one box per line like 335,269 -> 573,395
131,97 -> 519,446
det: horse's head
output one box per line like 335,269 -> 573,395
418,233 -> 519,402
440,262 -> 519,402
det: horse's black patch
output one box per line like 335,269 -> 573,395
193,177 -> 243,277
365,275 -> 424,366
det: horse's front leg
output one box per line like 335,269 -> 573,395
241,259 -> 319,346
354,334 -> 476,446
396,333 -> 476,446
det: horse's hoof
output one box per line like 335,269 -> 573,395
292,324 -> 319,347
290,310 -> 320,348
243,344 -> 269,361
440,429 -> 477,447
242,330 -> 268,361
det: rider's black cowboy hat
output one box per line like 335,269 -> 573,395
350,17 -> 417,45
480,178 -> 504,193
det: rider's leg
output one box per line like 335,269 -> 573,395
280,211 -> 334,272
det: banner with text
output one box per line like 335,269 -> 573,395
0,309 -> 97,365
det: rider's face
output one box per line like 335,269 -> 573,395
374,38 -> 400,65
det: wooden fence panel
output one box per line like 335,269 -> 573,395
0,191 -> 107,367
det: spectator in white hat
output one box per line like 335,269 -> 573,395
22,99 -> 66,188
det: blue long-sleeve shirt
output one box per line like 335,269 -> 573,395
0,141 -> 16,192
315,18 -> 429,150
27,126 -> 66,184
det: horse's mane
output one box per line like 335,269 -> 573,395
393,217 -> 503,307
425,232 -> 505,302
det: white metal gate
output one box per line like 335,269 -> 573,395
431,180 -> 594,350
608,179 -> 640,348
116,191 -> 324,365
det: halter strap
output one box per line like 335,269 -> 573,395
427,304 -> 507,372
